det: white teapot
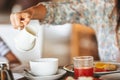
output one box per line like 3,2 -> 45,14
14,25 -> 38,52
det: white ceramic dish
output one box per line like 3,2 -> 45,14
63,62 -> 120,75
24,69 -> 66,80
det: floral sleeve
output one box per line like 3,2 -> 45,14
37,0 -> 120,62
38,1 -> 82,25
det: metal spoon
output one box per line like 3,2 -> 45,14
24,69 -> 36,76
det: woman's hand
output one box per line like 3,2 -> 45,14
10,10 -> 33,30
10,4 -> 47,30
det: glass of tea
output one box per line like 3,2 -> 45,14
73,56 -> 94,79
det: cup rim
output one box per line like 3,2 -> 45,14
73,56 -> 93,60
30,58 -> 58,62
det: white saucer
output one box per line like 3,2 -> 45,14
24,69 -> 66,80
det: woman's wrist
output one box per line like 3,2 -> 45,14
30,4 -> 47,20
22,6 -> 34,19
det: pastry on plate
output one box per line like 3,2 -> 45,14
94,62 -> 117,72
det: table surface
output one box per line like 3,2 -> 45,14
11,65 -> 105,80
13,68 -> 102,80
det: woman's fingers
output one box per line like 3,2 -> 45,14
10,12 -> 31,30
14,13 -> 21,28
10,13 -> 23,29
10,13 -> 18,29
21,13 -> 31,26
23,18 -> 31,26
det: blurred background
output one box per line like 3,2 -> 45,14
0,0 -> 72,66
0,0 -> 99,67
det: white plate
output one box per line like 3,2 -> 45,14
63,62 -> 120,75
24,69 -> 66,80
100,73 -> 120,80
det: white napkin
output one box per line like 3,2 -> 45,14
13,73 -> 24,80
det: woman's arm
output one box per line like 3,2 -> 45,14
5,51 -> 21,64
10,1 -> 81,29
0,38 -> 21,65
39,2 -> 81,25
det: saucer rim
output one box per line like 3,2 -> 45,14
24,68 -> 66,79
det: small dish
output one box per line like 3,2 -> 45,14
63,64 -> 74,73
63,62 -> 120,75
24,69 -> 66,80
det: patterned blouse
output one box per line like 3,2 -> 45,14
39,0 -> 119,62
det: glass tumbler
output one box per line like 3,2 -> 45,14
73,56 -> 94,79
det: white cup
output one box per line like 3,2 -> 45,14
14,25 -> 37,52
29,58 -> 58,76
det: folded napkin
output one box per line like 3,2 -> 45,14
13,73 -> 24,80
